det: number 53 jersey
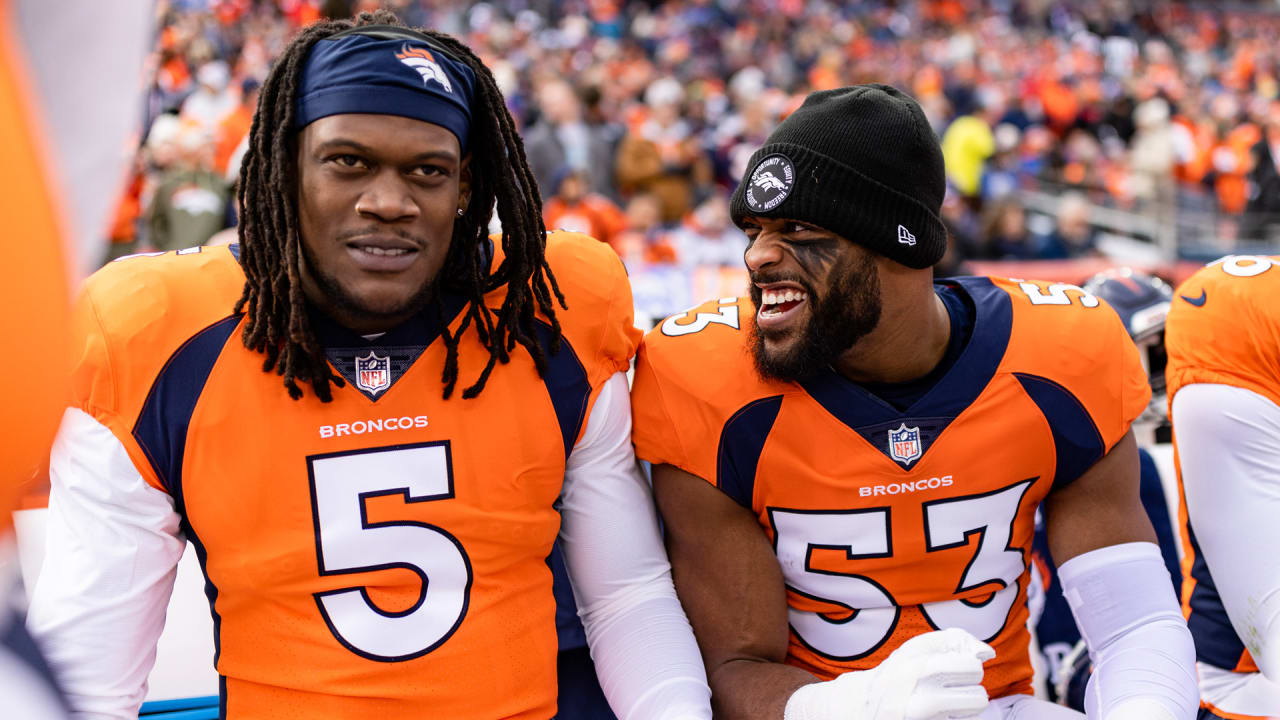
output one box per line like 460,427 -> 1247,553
632,276 -> 1150,698
52,233 -> 638,718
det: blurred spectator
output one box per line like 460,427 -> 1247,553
614,193 -> 678,266
615,76 -> 711,223
1129,97 -> 1176,209
1243,99 -> 1280,239
114,0 -> 1280,293
934,233 -> 974,278
979,123 -> 1024,201
181,61 -> 237,137
1212,94 -> 1262,216
669,194 -> 747,269
147,123 -> 231,252
942,188 -> 982,258
979,197 -> 1037,259
1037,192 -> 1102,259
524,81 -> 619,200
941,87 -> 1001,202
214,77 -> 260,177
543,168 -> 628,251
1170,107 -> 1217,201
105,167 -> 146,262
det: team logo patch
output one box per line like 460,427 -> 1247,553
396,44 -> 453,93
745,154 -> 795,213
355,351 -> 392,396
888,423 -> 922,466
897,224 -> 916,246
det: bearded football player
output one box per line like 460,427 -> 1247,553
632,84 -> 1198,720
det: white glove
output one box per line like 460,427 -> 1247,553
784,628 -> 995,720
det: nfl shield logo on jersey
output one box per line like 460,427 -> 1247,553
888,423 -> 922,465
355,351 -> 391,396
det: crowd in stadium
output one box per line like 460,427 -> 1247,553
116,0 -> 1280,275
7,2 -> 1280,719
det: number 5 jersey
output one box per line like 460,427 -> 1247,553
631,275 -> 1150,698
33,233 -> 639,719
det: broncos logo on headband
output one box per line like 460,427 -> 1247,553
395,45 -> 453,94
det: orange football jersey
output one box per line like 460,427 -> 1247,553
68,233 -> 638,718
632,276 -> 1149,699
1164,254 -> 1280,676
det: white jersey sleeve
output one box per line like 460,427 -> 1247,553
1171,383 -> 1280,682
26,408 -> 186,720
560,372 -> 713,720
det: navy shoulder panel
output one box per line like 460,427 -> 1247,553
716,395 -> 785,509
132,314 -> 241,499
1013,372 -> 1104,489
534,321 -> 592,460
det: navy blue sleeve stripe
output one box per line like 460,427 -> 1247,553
1013,373 -> 1104,489
531,322 -> 593,654
716,395 -> 785,509
1184,524 -> 1248,668
132,314 -> 241,496
130,313 -> 239,679
533,321 -> 591,460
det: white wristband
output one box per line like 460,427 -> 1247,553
1058,542 -> 1198,720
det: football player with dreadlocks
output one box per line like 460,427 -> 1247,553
27,12 -> 710,720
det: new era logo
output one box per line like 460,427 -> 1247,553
897,224 -> 916,246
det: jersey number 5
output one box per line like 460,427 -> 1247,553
768,480 -> 1033,660
308,441 -> 472,661
1017,281 -> 1100,307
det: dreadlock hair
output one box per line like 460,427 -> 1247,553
234,9 -> 565,402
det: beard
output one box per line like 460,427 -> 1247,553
749,251 -> 882,382
299,240 -> 438,327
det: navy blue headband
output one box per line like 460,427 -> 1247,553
294,26 -> 476,152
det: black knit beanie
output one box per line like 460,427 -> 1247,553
730,84 -> 947,269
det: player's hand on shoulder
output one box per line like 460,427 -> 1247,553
784,628 -> 994,720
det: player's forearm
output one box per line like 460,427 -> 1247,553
709,657 -> 816,719
580,589 -> 713,719
562,373 -> 713,718
1059,542 -> 1198,720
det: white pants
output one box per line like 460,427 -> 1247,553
1173,384 -> 1280,680
1198,663 -> 1280,719
981,695 -> 1085,720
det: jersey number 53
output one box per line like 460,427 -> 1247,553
768,479 -> 1033,660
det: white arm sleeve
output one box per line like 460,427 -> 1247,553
1058,542 -> 1198,720
27,408 -> 186,720
1172,382 -> 1280,681
559,372 -> 712,720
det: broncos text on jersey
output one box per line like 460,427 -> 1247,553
631,275 -> 1149,699
66,233 -> 638,718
